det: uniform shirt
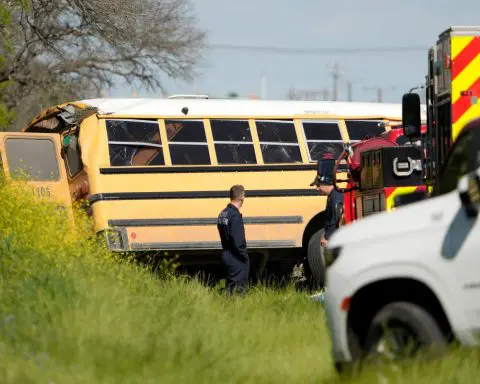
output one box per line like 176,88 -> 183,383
324,189 -> 344,240
217,203 -> 248,261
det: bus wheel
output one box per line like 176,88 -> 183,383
362,302 -> 446,365
307,228 -> 325,288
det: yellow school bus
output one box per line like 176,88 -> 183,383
0,96 -> 414,282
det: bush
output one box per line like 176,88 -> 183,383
0,178 -> 479,383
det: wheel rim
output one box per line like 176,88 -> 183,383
367,322 -> 421,364
378,326 -> 419,359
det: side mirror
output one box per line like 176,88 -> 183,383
402,93 -> 421,139
393,190 -> 428,208
458,168 -> 480,218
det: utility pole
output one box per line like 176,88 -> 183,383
328,61 -> 354,101
322,88 -> 330,101
364,85 -> 396,102
287,87 -> 296,100
346,80 -> 353,101
330,62 -> 340,101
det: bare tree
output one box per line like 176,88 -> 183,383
0,0 -> 206,128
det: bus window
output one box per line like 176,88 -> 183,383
5,138 -> 60,180
106,119 -> 165,167
345,120 -> 385,141
301,120 -> 343,161
165,120 -> 211,165
255,120 -> 302,164
210,119 -> 256,164
63,133 -> 83,177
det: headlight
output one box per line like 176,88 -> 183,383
324,246 -> 342,268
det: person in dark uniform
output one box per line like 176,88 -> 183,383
217,185 -> 249,296
307,153 -> 344,303
310,153 -> 344,248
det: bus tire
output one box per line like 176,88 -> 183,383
307,228 -> 325,288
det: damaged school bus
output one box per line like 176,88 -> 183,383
0,97 -> 418,280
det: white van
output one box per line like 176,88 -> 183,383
323,123 -> 480,371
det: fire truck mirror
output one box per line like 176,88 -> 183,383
393,190 -> 428,208
402,93 -> 421,139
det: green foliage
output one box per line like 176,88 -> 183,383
0,2 -> 18,130
0,101 -> 15,130
0,177 -> 479,383
0,82 -> 16,130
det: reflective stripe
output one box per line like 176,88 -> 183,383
385,186 -> 418,211
451,36 -> 480,141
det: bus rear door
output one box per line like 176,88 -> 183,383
0,132 -> 72,207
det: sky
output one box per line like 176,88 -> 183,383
109,0 -> 480,103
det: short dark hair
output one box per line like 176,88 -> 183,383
229,185 -> 245,201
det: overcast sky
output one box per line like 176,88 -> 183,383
110,0 -> 480,103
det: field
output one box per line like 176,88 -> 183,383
1,179 -> 479,383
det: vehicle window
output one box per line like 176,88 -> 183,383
165,120 -> 210,165
63,134 -> 83,177
438,129 -> 477,195
307,142 -> 344,162
396,135 -> 409,145
255,120 -> 302,163
210,119 -> 256,164
5,138 -> 60,181
345,120 -> 386,141
301,120 -> 343,161
106,119 -> 165,167
396,134 -> 425,146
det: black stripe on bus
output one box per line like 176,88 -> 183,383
88,189 -> 322,204
108,216 -> 303,227
129,240 -> 296,251
99,164 -> 318,174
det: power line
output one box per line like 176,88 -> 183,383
208,44 -> 427,55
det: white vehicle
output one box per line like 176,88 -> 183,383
323,122 -> 480,371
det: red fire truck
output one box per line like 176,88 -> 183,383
333,122 -> 427,225
304,119 -> 427,289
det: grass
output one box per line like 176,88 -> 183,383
0,178 -> 479,383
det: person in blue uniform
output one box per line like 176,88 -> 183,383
217,185 -> 249,296
310,153 -> 344,247
308,153 -> 344,303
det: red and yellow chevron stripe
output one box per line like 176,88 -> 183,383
451,35 -> 480,141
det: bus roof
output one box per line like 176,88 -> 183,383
76,97 -> 427,120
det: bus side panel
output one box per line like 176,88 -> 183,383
90,171 -> 328,251
82,115 -> 362,254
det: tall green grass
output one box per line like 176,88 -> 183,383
0,178 -> 479,383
